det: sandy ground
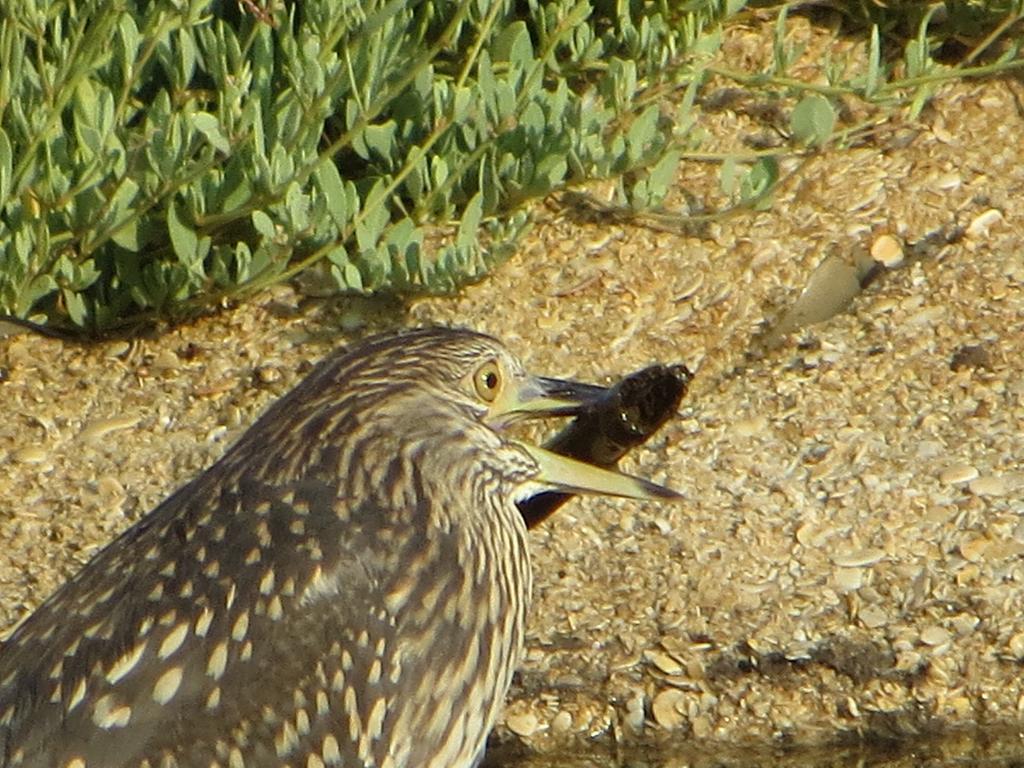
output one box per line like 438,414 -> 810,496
2,15 -> 1024,766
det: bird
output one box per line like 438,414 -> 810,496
0,327 -> 679,768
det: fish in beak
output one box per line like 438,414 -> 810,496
488,374 -> 682,503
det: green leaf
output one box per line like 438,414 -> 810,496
252,210 -> 276,239
720,156 -> 737,196
692,26 -> 722,58
356,122 -> 397,162
772,5 -> 790,73
118,14 -> 140,74
111,218 -> 142,252
177,28 -> 197,86
73,80 -> 103,159
477,49 -> 496,118
521,102 -> 545,142
646,149 -> 680,203
220,159 -> 253,212
492,21 -> 534,69
0,127 -> 11,202
63,288 -> 89,326
626,104 -> 659,162
432,156 -> 449,187
534,152 -> 567,191
192,112 -> 230,154
355,180 -> 391,254
57,255 -> 100,291
457,192 -> 483,249
865,26 -> 881,98
740,157 -> 779,210
22,274 -> 58,315
340,261 -> 364,292
107,178 -> 139,226
234,242 -> 253,282
314,160 -> 349,230
285,182 -> 310,231
790,95 -> 835,147
168,202 -> 199,263
906,5 -> 940,80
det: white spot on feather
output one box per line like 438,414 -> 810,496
152,667 -> 183,704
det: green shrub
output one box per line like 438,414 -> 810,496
0,0 -> 712,330
2,0 -> 1020,332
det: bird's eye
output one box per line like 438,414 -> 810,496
473,361 -> 502,402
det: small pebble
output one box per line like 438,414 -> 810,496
948,696 -> 972,717
674,270 -> 705,301
584,233 -> 614,253
931,122 -> 955,143
950,614 -> 979,636
205,425 -> 229,443
959,535 -> 990,563
96,476 -> 127,501
858,605 -> 888,629
796,522 -> 833,548
550,710 -> 573,734
104,341 -> 131,358
834,567 -> 863,592
624,692 -> 646,732
915,440 -> 944,459
969,475 -> 1007,497
732,415 -> 768,438
831,548 -> 886,568
950,344 -> 991,372
966,208 -> 1003,239
505,711 -> 540,737
80,416 -> 139,442
254,365 -> 283,386
1003,255 -> 1024,283
782,254 -> 861,333
870,234 -> 904,267
940,463 -> 979,485
651,689 -> 686,730
906,305 -> 944,326
691,714 -> 713,738
895,650 -> 923,672
845,696 -> 861,718
151,349 -> 181,372
652,517 -> 673,536
644,649 -> 684,676
920,626 -> 952,647
1008,632 -> 1024,659
13,446 -> 47,464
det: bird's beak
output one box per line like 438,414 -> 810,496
494,376 -> 609,420
495,375 -> 682,502
516,442 -> 682,501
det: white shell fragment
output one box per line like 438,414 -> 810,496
965,208 -> 1003,239
920,626 -> 952,647
969,475 -> 1007,497
831,548 -> 886,568
651,689 -> 687,730
939,463 -> 980,485
870,234 -> 904,268
80,417 -> 140,442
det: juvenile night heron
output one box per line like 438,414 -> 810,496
0,327 -> 679,768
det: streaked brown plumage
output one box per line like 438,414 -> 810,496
0,327 -> 678,768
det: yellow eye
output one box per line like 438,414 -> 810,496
472,361 -> 502,402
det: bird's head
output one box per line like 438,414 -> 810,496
325,327 -> 681,504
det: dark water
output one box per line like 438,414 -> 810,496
484,729 -> 1024,767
